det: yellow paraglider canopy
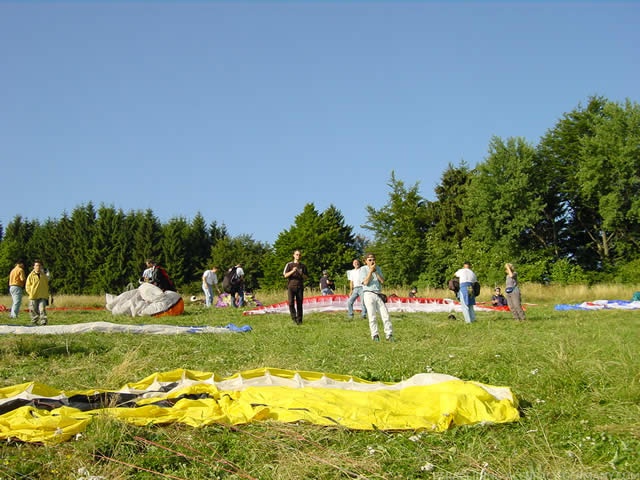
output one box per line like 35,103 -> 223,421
0,367 -> 520,444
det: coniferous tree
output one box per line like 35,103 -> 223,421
315,205 -> 359,290
90,205 -> 130,293
129,209 -> 162,282
422,162 -> 473,286
210,234 -> 269,292
187,212 -> 212,278
50,213 -> 74,293
0,216 -> 31,282
63,203 -> 97,293
263,203 -> 358,290
161,217 -> 190,288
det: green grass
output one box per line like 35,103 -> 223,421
0,289 -> 639,479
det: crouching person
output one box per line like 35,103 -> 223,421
25,260 -> 50,326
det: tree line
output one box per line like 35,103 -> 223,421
1,96 -> 639,295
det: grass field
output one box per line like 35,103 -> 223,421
0,285 -> 639,479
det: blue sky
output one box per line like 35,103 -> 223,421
1,2 -> 638,245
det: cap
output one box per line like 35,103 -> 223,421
323,270 -> 328,274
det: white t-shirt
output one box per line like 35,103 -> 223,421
347,268 -> 363,288
454,267 -> 477,284
202,270 -> 218,286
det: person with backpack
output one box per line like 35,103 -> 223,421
146,260 -> 176,292
454,261 -> 478,323
283,249 -> 308,325
223,263 -> 245,308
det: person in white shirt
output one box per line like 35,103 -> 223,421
202,266 -> 220,307
346,259 -> 367,319
454,261 -> 478,323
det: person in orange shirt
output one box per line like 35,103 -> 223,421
8,259 -> 27,319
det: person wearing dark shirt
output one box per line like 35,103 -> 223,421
283,250 -> 309,325
491,287 -> 508,307
319,270 -> 335,295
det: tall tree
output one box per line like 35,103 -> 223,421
263,203 -> 359,290
463,137 -> 544,283
537,96 -> 608,271
422,163 -> 473,286
129,209 -> 162,282
209,221 -> 228,247
161,217 -> 190,288
577,99 -> 640,262
187,212 -> 212,278
64,203 -> 97,293
90,205 -> 130,293
210,234 -> 270,292
363,172 -> 430,286
0,215 -> 30,277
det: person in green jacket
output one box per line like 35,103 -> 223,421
25,260 -> 50,326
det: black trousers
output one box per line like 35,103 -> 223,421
287,285 -> 304,324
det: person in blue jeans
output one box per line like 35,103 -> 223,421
346,259 -> 367,319
8,259 -> 26,319
319,270 -> 335,295
201,266 -> 220,307
454,261 -> 477,323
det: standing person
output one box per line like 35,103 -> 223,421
228,263 -> 245,307
505,263 -> 526,320
319,270 -> 335,295
491,287 -> 508,307
202,266 -> 220,307
283,250 -> 308,324
346,259 -> 367,319
454,261 -> 478,324
360,253 -> 393,342
8,259 -> 27,319
25,260 -> 50,326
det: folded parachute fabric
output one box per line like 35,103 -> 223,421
244,295 -> 497,315
554,299 -> 640,311
106,283 -> 184,317
0,322 -> 250,335
0,367 -> 519,444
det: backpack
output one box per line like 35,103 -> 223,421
472,281 -> 481,297
151,266 -> 176,292
448,277 -> 460,294
222,266 -> 241,293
